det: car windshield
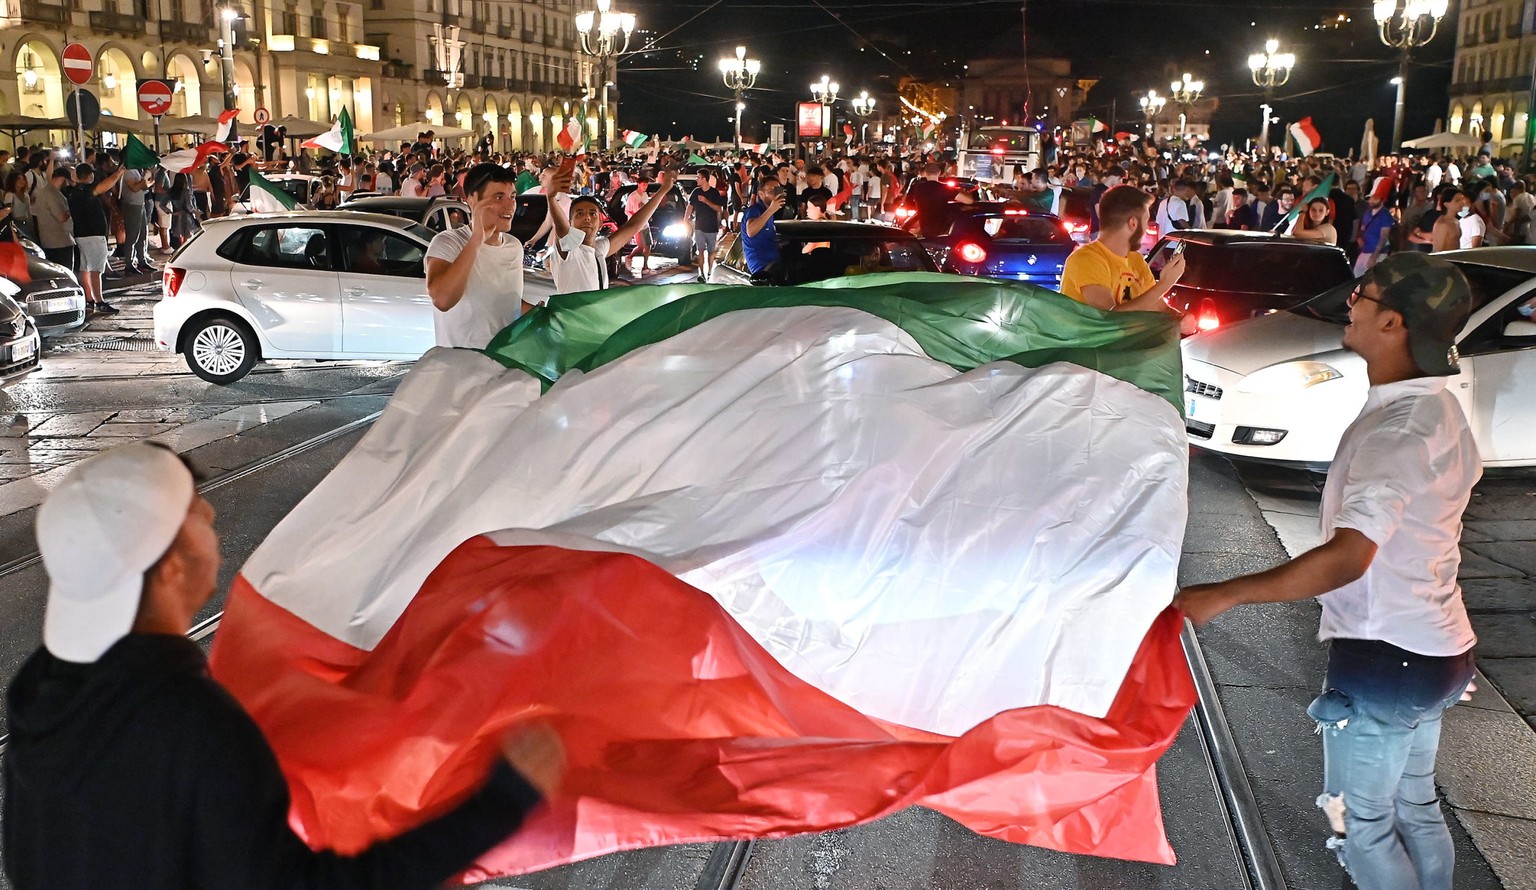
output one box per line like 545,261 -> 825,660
968,130 -> 1036,153
1150,241 -> 1351,295
977,215 -> 1071,244
782,236 -> 934,282
1288,262 -> 1531,325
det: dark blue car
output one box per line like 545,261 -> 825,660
922,203 -> 1075,288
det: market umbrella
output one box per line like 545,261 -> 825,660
359,123 -> 472,143
269,116 -> 332,139
1359,118 -> 1379,165
158,114 -> 221,136
0,115 -> 71,147
1401,131 -> 1481,151
96,114 -> 159,136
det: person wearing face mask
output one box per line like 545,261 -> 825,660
425,163 -> 538,348
1060,185 -> 1184,313
1447,186 -> 1484,251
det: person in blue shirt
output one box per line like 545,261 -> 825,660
1356,179 -> 1397,275
741,178 -> 787,279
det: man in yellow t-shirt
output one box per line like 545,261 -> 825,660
1060,185 -> 1185,313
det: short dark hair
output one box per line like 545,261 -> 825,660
74,163 -> 94,179
568,194 -> 602,213
1098,185 -> 1153,230
462,162 -> 518,197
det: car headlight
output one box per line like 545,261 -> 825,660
1235,361 -> 1343,394
662,222 -> 691,240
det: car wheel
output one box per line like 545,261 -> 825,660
184,316 -> 258,384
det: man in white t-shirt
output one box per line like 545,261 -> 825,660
1450,187 -> 1485,249
424,164 -> 538,348
543,167 -> 676,297
1177,252 -> 1479,890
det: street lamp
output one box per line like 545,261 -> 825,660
718,45 -> 759,151
809,75 -> 838,147
851,90 -> 875,144
574,0 -> 636,151
1138,90 -> 1165,139
1248,39 -> 1295,154
1169,72 -> 1203,141
1375,0 -> 1449,151
218,7 -> 241,138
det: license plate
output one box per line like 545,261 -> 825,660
1186,397 -> 1196,418
11,337 -> 36,362
35,297 -> 82,314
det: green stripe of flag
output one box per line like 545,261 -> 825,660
482,274 -> 1184,410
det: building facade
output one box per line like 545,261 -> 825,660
957,57 -> 1084,133
1447,0 -> 1536,144
3,0 -> 606,151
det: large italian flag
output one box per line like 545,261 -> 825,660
209,273 -> 1196,882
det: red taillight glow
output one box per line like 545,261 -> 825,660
957,243 -> 988,264
1197,298 -> 1220,332
1004,208 -> 1029,216
990,147 -> 1006,155
163,266 -> 185,299
1066,221 -> 1089,233
895,205 -> 915,219
1146,223 -> 1160,238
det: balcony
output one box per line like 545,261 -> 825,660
522,29 -> 538,42
459,73 -> 481,90
89,9 -> 140,35
159,20 -> 208,42
1508,24 -> 1524,39
496,24 -> 511,38
28,2 -> 70,25
506,78 -> 530,92
481,75 -> 507,90
424,69 -> 449,86
470,17 -> 486,31
383,60 -> 414,79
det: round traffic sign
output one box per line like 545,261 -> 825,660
63,42 -> 93,86
66,89 -> 100,130
253,107 -> 271,126
137,79 -> 174,117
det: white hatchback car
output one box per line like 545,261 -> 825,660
153,211 -> 554,383
1181,247 -> 1536,469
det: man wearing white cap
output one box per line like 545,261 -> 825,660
4,441 -> 563,889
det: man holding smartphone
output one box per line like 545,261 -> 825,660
1060,185 -> 1184,313
741,177 -> 787,279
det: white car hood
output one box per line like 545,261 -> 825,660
1182,311 -> 1354,376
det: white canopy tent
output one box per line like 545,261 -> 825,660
1401,131 -> 1482,151
360,123 -> 473,143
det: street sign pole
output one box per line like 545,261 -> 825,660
154,116 -> 162,153
73,90 -> 83,154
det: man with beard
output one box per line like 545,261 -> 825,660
1059,184 -> 1184,313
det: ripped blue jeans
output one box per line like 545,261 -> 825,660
1308,638 -> 1475,890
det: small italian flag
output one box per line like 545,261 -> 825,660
247,169 -> 299,213
1088,116 -> 1108,134
621,129 -> 648,149
302,106 -> 355,156
921,119 -> 937,139
556,113 -> 586,154
1289,116 -> 1321,157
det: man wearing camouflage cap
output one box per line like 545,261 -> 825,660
1175,251 -> 1479,890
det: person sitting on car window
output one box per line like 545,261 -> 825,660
1293,197 -> 1339,247
741,178 -> 787,279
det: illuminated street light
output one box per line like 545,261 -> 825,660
1169,72 -> 1203,141
575,0 -> 637,151
1375,0 -> 1449,150
718,45 -> 759,150
1138,89 -> 1165,138
1248,39 -> 1295,154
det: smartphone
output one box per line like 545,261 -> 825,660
557,154 -> 577,177
1172,240 -> 1187,258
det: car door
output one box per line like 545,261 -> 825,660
1459,289 -> 1536,464
334,224 -> 434,357
228,224 -> 342,355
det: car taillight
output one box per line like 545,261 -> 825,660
990,147 -> 1005,155
1147,223 -> 1160,238
1066,221 -> 1088,234
895,206 -> 915,220
957,243 -> 987,264
163,266 -> 185,299
1197,298 -> 1220,332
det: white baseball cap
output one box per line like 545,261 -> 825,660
38,442 -> 196,663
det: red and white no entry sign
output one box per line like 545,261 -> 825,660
138,80 -> 174,117
62,43 -> 93,86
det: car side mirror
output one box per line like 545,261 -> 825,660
1503,319 -> 1536,339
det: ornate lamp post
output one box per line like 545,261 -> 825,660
1248,39 -> 1295,154
718,45 -> 759,151
574,0 -> 636,151
808,75 -> 838,149
1374,0 -> 1449,151
1138,90 -> 1165,139
1169,72 -> 1203,142
851,90 -> 875,143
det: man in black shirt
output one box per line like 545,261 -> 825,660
796,165 -> 834,218
687,168 -> 726,280
5,442 -> 563,890
905,162 -> 972,237
66,162 -> 125,314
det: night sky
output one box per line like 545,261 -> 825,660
614,0 -> 1456,154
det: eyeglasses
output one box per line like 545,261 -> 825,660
1347,285 -> 1387,309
